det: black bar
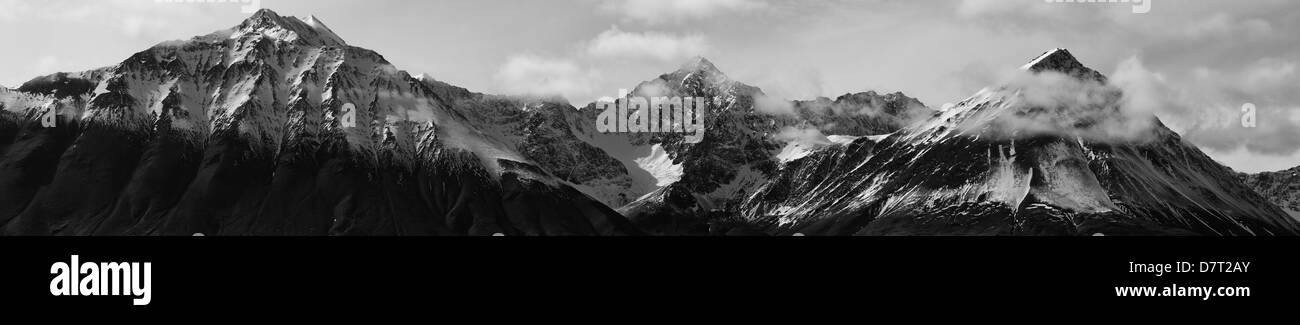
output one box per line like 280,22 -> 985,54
5,237 -> 1295,315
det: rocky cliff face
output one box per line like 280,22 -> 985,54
0,9 -> 638,236
416,76 -> 635,207
592,58 -> 933,235
1239,167 -> 1300,222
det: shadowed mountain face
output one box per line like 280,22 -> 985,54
17,73 -> 97,99
0,10 -> 638,236
1239,166 -> 1300,222
736,49 -> 1300,236
415,76 -> 636,208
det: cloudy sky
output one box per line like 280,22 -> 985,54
1,0 -> 1297,172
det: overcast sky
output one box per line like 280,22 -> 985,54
1,0 -> 1297,172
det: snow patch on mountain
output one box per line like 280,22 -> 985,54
774,126 -> 832,164
302,14 -> 347,46
828,135 -> 862,145
0,87 -> 49,113
635,144 -> 683,187
1028,141 -> 1118,213
775,141 -> 820,164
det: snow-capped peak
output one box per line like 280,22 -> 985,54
232,9 -> 347,47
301,14 -> 347,46
1020,48 -> 1106,82
240,8 -> 291,30
303,14 -> 325,27
641,55 -> 751,97
681,56 -> 719,73
413,73 -> 432,82
676,56 -> 728,81
1021,48 -> 1071,70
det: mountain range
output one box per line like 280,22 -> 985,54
1,10 -> 1295,236
733,49 -> 1299,236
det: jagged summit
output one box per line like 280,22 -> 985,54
1020,48 -> 1106,82
917,48 -> 1133,144
303,14 -> 325,26
302,14 -> 344,42
653,56 -> 752,95
1022,48 -> 1071,70
239,8 -> 293,31
680,56 -> 719,73
675,56 -> 728,81
232,9 -> 347,47
628,56 -> 759,99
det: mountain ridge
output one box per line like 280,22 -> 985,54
732,48 -> 1299,236
0,9 -> 638,236
600,56 -> 935,234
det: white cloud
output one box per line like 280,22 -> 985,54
585,26 -> 707,62
774,126 -> 831,147
602,0 -> 767,24
960,68 -> 1156,143
754,94 -> 796,116
494,54 -> 599,101
1111,56 -> 1300,156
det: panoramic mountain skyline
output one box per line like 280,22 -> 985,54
2,4 -> 1298,237
2,0 -> 1298,175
